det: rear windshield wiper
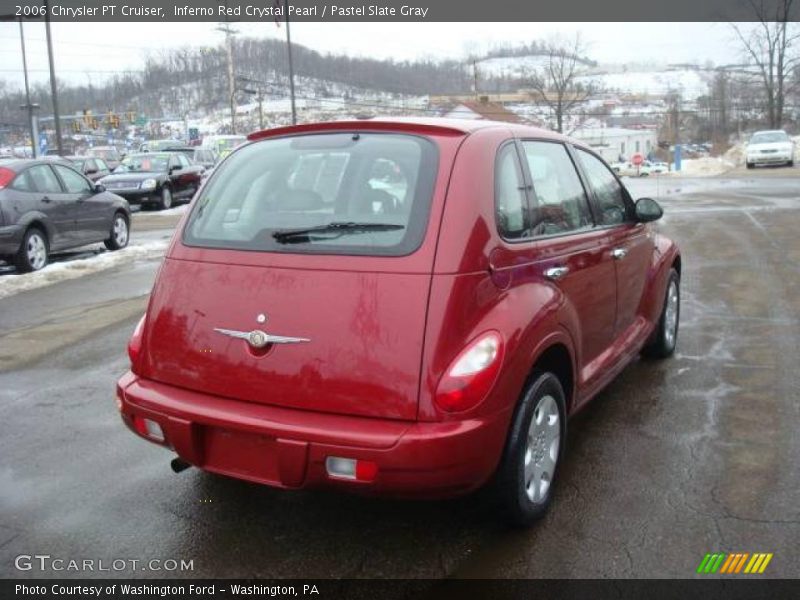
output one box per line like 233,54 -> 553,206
272,222 -> 405,243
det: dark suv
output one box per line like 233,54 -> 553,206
0,159 -> 131,272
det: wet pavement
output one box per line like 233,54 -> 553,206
0,176 -> 798,579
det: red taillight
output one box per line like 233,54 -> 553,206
127,315 -> 146,370
435,331 -> 504,412
0,167 -> 14,189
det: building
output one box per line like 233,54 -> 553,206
437,98 -> 524,124
571,126 -> 658,163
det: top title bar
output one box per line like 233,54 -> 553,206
1,0 -> 798,22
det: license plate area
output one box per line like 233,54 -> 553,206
200,426 -> 280,484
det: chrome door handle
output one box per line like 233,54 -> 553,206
612,248 -> 628,260
544,266 -> 569,281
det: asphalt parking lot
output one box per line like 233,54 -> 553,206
0,173 -> 798,580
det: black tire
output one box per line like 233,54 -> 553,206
158,186 -> 172,210
104,211 -> 130,251
788,160 -> 794,167
495,372 -> 567,527
746,162 -> 754,169
642,268 -> 680,359
14,227 -> 49,273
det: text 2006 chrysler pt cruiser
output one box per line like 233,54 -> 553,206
117,118 -> 680,525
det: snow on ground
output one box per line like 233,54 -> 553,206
0,241 -> 168,300
151,204 -> 189,217
674,157 -> 735,177
577,68 -> 710,101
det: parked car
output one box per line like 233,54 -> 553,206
745,129 -> 794,168
99,152 -> 204,210
192,147 -> 218,170
88,146 -> 122,170
66,156 -> 112,182
139,139 -> 182,153
611,160 -> 668,177
117,119 -> 680,526
0,158 -> 130,272
201,134 -> 246,159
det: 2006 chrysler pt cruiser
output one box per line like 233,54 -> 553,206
117,118 -> 680,525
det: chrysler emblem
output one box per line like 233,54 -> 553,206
248,330 -> 268,348
214,327 -> 310,347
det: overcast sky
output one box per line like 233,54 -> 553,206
0,21 -> 744,90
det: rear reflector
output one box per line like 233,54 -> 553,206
132,415 -> 164,442
325,457 -> 378,482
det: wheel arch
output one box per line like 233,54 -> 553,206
527,342 -> 575,415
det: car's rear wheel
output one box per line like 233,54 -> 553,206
788,160 -> 794,167
642,268 -> 680,359
15,227 -> 48,273
495,372 -> 566,527
746,162 -> 754,169
104,212 -> 129,251
158,187 -> 172,210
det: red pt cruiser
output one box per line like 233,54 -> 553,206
117,119 -> 680,525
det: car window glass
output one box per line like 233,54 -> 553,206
287,152 -> 350,205
53,165 -> 92,194
576,149 -> 629,226
521,141 -> 593,236
169,155 -> 180,169
12,169 -> 36,192
27,165 -> 63,193
495,144 -> 528,239
184,133 -> 435,257
367,158 -> 409,212
96,159 -> 108,171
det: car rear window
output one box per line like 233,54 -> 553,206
183,133 -> 438,256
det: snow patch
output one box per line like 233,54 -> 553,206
0,241 -> 168,300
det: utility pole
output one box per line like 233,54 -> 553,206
18,18 -> 38,157
43,0 -> 64,155
217,23 -> 238,134
257,88 -> 264,129
472,60 -> 479,99
283,0 -> 297,125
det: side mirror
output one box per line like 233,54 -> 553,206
635,197 -> 663,223
85,168 -> 98,175
94,183 -> 106,193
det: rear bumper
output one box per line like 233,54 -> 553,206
116,372 -> 510,498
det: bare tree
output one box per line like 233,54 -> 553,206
524,34 -> 597,133
732,0 -> 800,128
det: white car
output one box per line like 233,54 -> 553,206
745,130 -> 794,168
611,160 -> 667,177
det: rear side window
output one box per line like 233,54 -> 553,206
495,144 -> 529,239
183,133 -> 438,256
522,141 -> 593,236
12,169 -> 35,192
576,149 -> 630,226
27,165 -> 63,193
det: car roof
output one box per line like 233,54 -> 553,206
0,158 -> 75,171
247,117 -> 574,145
